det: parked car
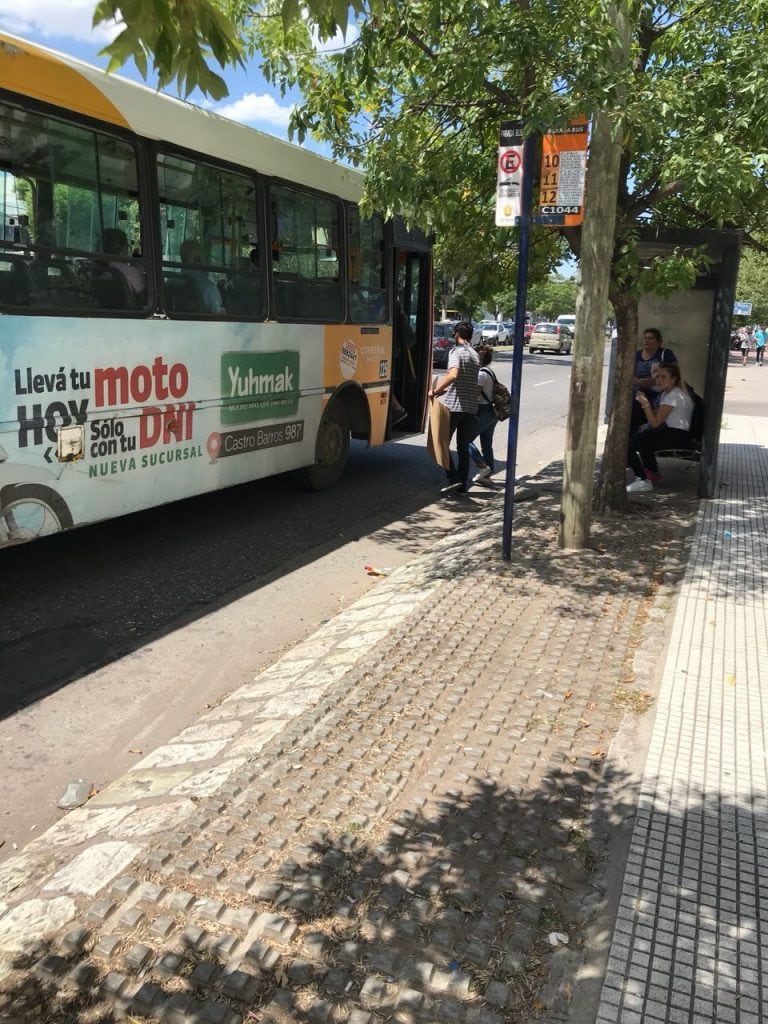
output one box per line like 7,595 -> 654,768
479,320 -> 507,345
432,320 -> 457,368
528,322 -> 574,354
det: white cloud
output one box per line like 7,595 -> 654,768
0,0 -> 120,44
312,24 -> 360,56
214,92 -> 293,129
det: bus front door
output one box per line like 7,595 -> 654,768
392,249 -> 431,434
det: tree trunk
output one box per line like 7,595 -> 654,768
596,289 -> 638,509
558,18 -> 631,546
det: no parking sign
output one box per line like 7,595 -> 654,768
495,121 -> 524,226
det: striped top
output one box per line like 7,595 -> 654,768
440,344 -> 479,413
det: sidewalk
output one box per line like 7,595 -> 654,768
594,373 -> 768,1023
0,365 -> 761,1024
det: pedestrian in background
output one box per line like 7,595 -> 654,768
468,345 -> 498,484
740,329 -> 751,366
755,325 -> 766,366
428,322 -> 479,494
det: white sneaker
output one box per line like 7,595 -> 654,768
472,466 -> 492,483
626,478 -> 653,493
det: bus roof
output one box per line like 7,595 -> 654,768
0,31 -> 365,203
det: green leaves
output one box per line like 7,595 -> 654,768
735,246 -> 768,323
94,0 -> 243,98
91,0 -> 768,313
281,0 -> 300,33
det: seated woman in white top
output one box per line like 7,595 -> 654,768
627,362 -> 694,493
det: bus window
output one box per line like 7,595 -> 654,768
271,185 -> 342,321
157,152 -> 263,319
348,208 -> 386,324
0,101 -> 146,313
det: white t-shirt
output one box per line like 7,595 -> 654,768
478,367 -> 494,405
659,387 -> 693,431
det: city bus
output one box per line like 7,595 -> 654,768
0,32 -> 433,548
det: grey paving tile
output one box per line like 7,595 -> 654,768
596,422 -> 768,1024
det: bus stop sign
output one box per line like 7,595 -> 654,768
495,121 -> 525,226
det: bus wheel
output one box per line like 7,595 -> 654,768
0,484 -> 73,545
304,402 -> 350,491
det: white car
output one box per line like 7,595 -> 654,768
479,320 -> 507,345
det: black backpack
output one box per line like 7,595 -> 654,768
484,368 -> 511,422
687,385 -> 705,444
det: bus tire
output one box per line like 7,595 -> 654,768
303,402 -> 350,491
0,483 -> 73,543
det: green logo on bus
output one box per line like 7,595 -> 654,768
221,351 -> 300,425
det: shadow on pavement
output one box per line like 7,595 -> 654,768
0,764 -> 640,1024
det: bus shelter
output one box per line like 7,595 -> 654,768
605,227 -> 741,498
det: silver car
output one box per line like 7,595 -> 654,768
528,322 -> 573,354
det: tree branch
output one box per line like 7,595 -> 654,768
741,230 -> 768,255
410,97 -> 511,112
619,178 -> 686,229
403,29 -> 513,105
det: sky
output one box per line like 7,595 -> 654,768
0,0 -> 324,143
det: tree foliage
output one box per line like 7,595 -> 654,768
94,0 -> 768,241
496,278 -> 578,322
735,248 -> 768,324
93,0 -> 243,98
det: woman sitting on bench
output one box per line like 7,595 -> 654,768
627,362 -> 693,494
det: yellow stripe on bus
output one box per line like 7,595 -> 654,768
0,34 -> 129,128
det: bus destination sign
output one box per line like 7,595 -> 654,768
536,117 -> 588,227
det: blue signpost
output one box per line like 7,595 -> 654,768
501,133 -> 537,561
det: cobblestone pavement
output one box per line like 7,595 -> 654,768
0,465 -> 699,1024
595,413 -> 768,1024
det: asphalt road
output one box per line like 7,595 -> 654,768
0,347 -> 600,859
